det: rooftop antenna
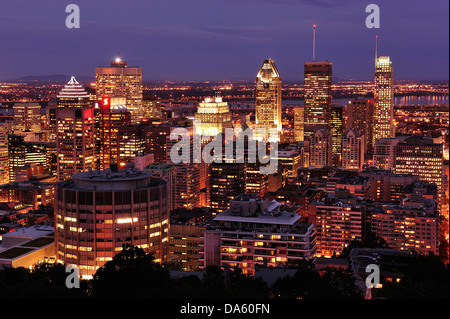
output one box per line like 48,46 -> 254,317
375,35 -> 378,66
312,24 -> 316,62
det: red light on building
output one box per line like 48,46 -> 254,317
101,96 -> 111,110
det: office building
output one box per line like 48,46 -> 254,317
194,94 -> 232,138
293,106 -> 304,142
255,59 -> 282,142
373,56 -> 394,145
13,102 -> 41,134
97,96 -> 132,170
54,165 -> 169,279
209,158 -> 245,214
0,122 -> 9,185
95,57 -> 143,123
394,135 -> 444,210
341,129 -> 365,170
373,137 -> 402,169
309,129 -> 333,168
56,77 -> 95,182
304,62 -> 332,139
345,99 -> 374,153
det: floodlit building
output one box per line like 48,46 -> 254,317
56,77 -> 95,182
255,59 -> 282,142
194,94 -> 232,138
373,56 -> 394,145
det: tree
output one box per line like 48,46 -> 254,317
90,244 -> 172,298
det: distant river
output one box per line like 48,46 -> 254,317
281,94 -> 449,107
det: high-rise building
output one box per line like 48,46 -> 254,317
166,127 -> 202,210
13,102 -> 41,134
7,134 -> 26,182
118,124 -> 147,165
95,57 -> 143,124
309,129 -> 332,168
330,103 -> 343,165
394,135 -> 444,211
209,158 -> 245,214
143,96 -> 162,120
0,122 -> 9,185
56,77 -> 95,182
54,166 -> 169,279
293,106 -> 304,142
97,96 -> 132,170
373,137 -> 403,169
345,99 -> 374,153
341,129 -> 365,170
194,94 -> 232,138
304,62 -> 332,140
201,194 -> 316,276
255,59 -> 282,142
373,56 -> 394,146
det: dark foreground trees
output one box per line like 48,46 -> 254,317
0,244 -> 446,299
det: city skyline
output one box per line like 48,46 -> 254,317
0,0 -> 448,82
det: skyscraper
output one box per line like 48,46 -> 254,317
345,99 -> 374,153
209,158 -> 245,214
293,106 -> 304,142
194,94 -> 232,138
304,62 -> 332,140
373,56 -> 394,145
394,135 -> 444,211
341,129 -> 365,170
309,129 -> 332,168
13,102 -> 41,133
330,103 -> 343,164
0,122 -> 9,185
56,77 -> 95,181
255,59 -> 282,142
95,57 -> 143,124
97,96 -> 132,170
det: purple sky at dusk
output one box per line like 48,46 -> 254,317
0,0 -> 448,82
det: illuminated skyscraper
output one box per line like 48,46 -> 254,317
97,96 -> 132,170
330,103 -> 343,165
255,59 -> 282,142
194,93 -> 232,138
304,62 -> 332,140
95,57 -> 143,124
13,102 -> 41,134
56,77 -> 95,181
394,135 -> 444,212
373,56 -> 394,145
293,106 -> 304,142
0,122 -> 9,185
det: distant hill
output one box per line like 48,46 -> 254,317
5,74 -> 94,84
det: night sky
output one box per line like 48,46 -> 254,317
0,0 -> 448,81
